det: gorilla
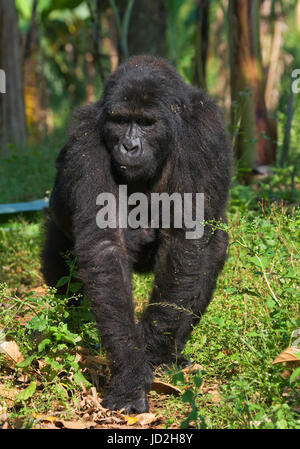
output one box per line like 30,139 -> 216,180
42,55 -> 232,414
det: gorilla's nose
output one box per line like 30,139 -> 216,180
120,137 -> 141,155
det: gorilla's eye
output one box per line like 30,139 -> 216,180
112,116 -> 129,125
135,118 -> 155,127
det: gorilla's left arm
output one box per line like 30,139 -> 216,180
141,227 -> 228,367
140,89 -> 232,367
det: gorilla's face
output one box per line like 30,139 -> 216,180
103,109 -> 170,184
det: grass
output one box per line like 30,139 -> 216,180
0,132 -> 65,204
0,195 -> 299,428
0,137 -> 299,429
181,203 -> 299,429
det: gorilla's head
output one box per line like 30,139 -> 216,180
101,56 -> 186,185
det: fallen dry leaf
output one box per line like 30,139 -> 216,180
0,385 -> 19,412
29,286 -> 47,296
280,369 -> 292,379
124,416 -> 138,426
151,379 -> 182,396
75,347 -> 108,366
272,347 -> 300,365
136,413 -> 158,426
37,423 -> 58,429
36,359 -> 47,371
55,420 -> 96,429
74,348 -> 108,390
181,363 -> 204,374
33,413 -> 57,424
200,382 -> 221,404
80,354 -> 108,367
208,389 -> 221,403
0,414 -> 9,424
17,374 -> 29,383
118,412 -> 159,428
0,339 -> 24,367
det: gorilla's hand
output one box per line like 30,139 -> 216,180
102,363 -> 153,414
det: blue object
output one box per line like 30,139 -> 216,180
0,199 -> 49,214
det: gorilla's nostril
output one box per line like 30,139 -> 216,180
122,138 -> 141,153
124,143 -> 138,152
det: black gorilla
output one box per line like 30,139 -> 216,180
42,55 -> 232,413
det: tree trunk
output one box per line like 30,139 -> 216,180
280,77 -> 294,167
87,0 -> 105,83
228,0 -> 276,176
0,0 -> 26,150
23,0 -> 48,138
264,1 -> 284,111
193,0 -> 210,89
120,0 -> 167,59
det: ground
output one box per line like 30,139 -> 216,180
0,178 -> 299,428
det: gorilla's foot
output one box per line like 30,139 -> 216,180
102,363 -> 153,413
146,351 -> 191,370
102,391 -> 149,414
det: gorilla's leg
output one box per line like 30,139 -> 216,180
41,218 -> 73,289
74,228 -> 152,414
140,228 -> 228,368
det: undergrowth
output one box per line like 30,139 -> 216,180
0,189 -> 299,429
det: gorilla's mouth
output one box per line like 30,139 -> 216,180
116,163 -> 145,177
111,157 -> 146,181
115,159 -> 143,170
111,143 -> 157,183
112,147 -> 146,172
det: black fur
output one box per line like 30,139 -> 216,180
41,55 -> 232,413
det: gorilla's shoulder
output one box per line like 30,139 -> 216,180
54,101 -> 103,170
187,84 -> 220,112
69,101 -> 102,140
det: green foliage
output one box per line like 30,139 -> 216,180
167,0 -> 197,83
41,0 -> 85,20
0,282 -> 97,402
181,203 -> 300,429
55,253 -> 83,296
229,166 -> 300,213
0,219 -> 42,288
16,0 -> 106,120
15,382 -> 37,403
0,197 -> 299,427
0,172 -> 299,427
0,131 -> 65,204
277,4 -> 300,168
2,2 -> 300,425
172,370 -> 206,429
